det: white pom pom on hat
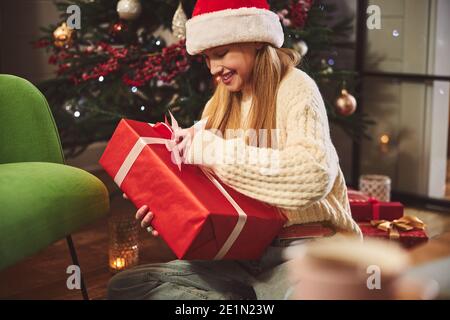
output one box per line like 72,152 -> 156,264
185,0 -> 285,55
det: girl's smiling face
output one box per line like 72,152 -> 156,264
202,42 -> 262,96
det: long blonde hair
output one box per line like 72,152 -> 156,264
202,44 -> 301,148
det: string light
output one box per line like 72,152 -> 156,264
140,105 -> 145,111
380,134 -> 390,144
392,30 -> 399,37
131,86 -> 138,93
74,111 -> 81,118
98,76 -> 104,82
379,134 -> 390,154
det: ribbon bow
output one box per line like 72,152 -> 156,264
370,215 -> 426,239
149,111 -> 208,171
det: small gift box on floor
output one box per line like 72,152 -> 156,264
348,188 -> 404,222
99,117 -> 286,260
358,216 -> 429,249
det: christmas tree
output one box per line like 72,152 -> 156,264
34,0 -> 374,158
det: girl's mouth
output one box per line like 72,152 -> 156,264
221,71 -> 236,84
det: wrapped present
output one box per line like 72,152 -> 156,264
99,116 -> 286,260
348,188 -> 404,222
358,216 -> 429,249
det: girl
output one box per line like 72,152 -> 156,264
107,0 -> 362,300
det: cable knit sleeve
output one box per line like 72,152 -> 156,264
186,72 -> 339,210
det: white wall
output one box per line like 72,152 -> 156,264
0,0 -> 58,82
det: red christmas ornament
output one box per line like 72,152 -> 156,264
335,89 -> 357,116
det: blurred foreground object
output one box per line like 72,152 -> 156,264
288,236 -> 438,299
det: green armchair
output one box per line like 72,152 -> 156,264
0,74 -> 110,298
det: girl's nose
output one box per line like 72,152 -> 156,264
209,61 -> 223,76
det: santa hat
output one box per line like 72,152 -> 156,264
185,0 -> 284,55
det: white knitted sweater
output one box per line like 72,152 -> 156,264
187,67 -> 362,237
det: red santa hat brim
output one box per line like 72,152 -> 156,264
186,7 -> 284,55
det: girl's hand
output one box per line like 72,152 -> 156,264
173,118 -> 208,162
122,193 -> 159,237
173,126 -> 196,160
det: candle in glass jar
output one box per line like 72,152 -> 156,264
111,257 -> 126,270
359,174 -> 391,202
108,213 -> 140,273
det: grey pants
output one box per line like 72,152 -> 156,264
107,239 -> 312,300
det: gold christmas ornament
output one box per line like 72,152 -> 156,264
117,0 -> 142,20
53,22 -> 75,48
335,89 -> 357,116
172,1 -> 187,40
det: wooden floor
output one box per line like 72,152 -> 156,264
0,170 -> 177,300
1,170 -> 450,300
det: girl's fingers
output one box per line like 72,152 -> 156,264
152,230 -> 159,237
135,205 -> 149,220
177,135 -> 190,154
123,193 -> 128,200
174,128 -> 191,143
180,138 -> 192,160
172,129 -> 184,142
140,211 -> 154,228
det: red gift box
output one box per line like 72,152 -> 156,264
99,118 -> 286,260
348,189 -> 404,222
358,220 -> 428,249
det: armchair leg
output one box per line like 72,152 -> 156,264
66,235 -> 90,300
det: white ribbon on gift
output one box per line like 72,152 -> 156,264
113,112 -> 247,260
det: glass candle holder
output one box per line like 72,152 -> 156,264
108,213 -> 140,273
359,174 -> 391,202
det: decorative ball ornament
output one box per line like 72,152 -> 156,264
117,0 -> 142,20
172,1 -> 187,40
53,22 -> 75,48
335,89 -> 357,116
293,40 -> 308,57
